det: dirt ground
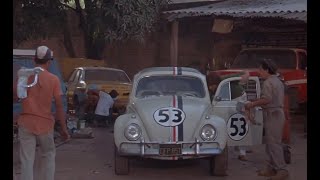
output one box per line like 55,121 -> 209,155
13,115 -> 307,180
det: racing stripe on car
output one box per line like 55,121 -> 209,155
177,67 -> 182,75
177,95 -> 183,160
172,66 -> 179,160
177,95 -> 183,141
173,66 -> 177,75
176,67 -> 183,141
172,95 -> 177,143
172,95 -> 177,160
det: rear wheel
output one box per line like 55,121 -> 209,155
209,145 -> 228,176
114,145 -> 129,175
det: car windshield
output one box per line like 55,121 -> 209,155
135,76 -> 206,98
85,69 -> 130,82
231,50 -> 296,69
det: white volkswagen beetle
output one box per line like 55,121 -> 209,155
114,67 -> 264,175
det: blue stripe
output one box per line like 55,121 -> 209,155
177,67 -> 182,75
177,96 -> 183,141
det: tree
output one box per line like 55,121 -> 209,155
13,0 -> 169,59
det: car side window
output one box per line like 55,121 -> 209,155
78,70 -> 83,81
68,69 -> 77,83
217,82 -> 231,101
74,70 -> 81,83
298,52 -> 307,70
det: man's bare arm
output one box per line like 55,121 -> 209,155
53,78 -> 70,140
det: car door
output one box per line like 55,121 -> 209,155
212,76 -> 263,146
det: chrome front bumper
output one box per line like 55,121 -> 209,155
118,138 -> 222,157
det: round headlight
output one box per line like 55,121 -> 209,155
200,124 -> 217,141
124,123 -> 141,141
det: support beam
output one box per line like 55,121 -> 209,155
170,21 -> 179,66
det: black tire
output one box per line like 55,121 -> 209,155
209,145 -> 228,176
114,145 -> 129,175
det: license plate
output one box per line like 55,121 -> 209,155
159,144 -> 182,156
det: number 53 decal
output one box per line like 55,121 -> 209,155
227,113 -> 249,141
153,107 -> 186,127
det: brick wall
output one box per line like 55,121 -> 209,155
14,14 -> 243,78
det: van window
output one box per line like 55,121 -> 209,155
217,82 -> 231,101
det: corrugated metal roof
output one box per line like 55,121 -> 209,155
170,0 -> 221,4
164,0 -> 307,22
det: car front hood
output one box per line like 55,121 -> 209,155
132,96 -> 210,142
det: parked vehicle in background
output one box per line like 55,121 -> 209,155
210,48 -> 307,113
66,67 -> 132,116
56,57 -> 106,82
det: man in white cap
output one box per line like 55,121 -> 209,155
13,46 -> 70,180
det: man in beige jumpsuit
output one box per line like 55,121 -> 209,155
245,59 -> 289,180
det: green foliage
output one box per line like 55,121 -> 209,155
14,0 -> 65,44
14,0 -> 169,50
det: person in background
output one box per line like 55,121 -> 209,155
94,89 -> 119,127
13,46 -> 70,180
83,84 -> 100,126
277,73 -> 292,164
245,59 -> 289,180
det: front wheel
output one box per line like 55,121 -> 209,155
114,145 -> 129,175
209,145 -> 228,176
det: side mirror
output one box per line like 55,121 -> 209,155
78,80 -> 86,88
214,96 -> 222,102
76,81 -> 87,93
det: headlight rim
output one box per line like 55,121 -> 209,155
124,123 -> 142,141
200,124 -> 217,141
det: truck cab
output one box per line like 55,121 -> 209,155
209,48 -> 307,112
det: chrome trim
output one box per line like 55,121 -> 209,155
195,138 -> 200,155
118,138 -> 222,157
140,137 -> 145,156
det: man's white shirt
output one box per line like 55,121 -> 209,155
95,91 -> 114,116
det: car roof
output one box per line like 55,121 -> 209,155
13,49 -> 35,56
133,67 -> 205,80
76,66 -> 125,72
137,67 -> 201,74
241,48 -> 303,52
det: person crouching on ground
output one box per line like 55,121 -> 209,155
94,89 -> 119,127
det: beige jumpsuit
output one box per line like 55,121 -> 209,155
261,75 -> 286,170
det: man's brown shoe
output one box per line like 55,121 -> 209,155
268,170 -> 289,180
238,155 -> 248,161
257,169 -> 276,177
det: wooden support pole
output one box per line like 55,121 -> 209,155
170,21 -> 179,66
